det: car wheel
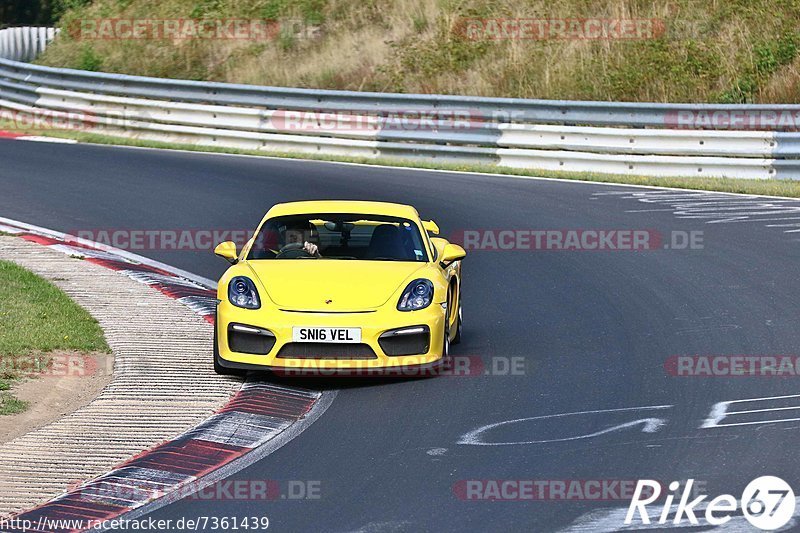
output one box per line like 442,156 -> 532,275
442,298 -> 451,369
452,291 -> 462,345
213,313 -> 246,377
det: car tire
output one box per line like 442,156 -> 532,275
213,313 -> 246,377
452,291 -> 462,345
441,297 -> 452,372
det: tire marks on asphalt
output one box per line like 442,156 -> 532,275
593,190 -> 800,231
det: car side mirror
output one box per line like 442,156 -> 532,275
441,243 -> 466,264
214,241 -> 238,264
430,237 -> 448,261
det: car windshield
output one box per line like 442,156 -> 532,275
247,214 -> 429,262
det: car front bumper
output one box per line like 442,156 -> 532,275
216,300 -> 447,371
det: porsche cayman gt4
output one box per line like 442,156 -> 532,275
213,200 -> 465,375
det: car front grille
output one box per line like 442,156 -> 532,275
276,343 -> 378,360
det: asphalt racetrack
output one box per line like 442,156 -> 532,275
3,139 -> 800,531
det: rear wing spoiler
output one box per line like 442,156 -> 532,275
422,220 -> 440,235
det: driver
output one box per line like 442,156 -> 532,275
280,221 -> 321,257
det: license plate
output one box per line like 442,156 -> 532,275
292,327 -> 361,343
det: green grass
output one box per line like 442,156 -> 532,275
0,394 -> 27,415
5,123 -> 800,198
0,259 -> 110,414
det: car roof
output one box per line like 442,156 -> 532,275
265,200 -> 420,220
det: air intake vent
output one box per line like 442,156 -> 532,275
228,323 -> 276,355
277,343 -> 377,359
379,326 -> 430,356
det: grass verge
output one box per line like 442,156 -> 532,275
36,0 -> 800,103
4,124 -> 800,198
0,259 -> 109,415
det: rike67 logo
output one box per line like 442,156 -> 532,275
626,476 -> 795,530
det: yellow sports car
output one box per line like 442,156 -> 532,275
213,200 -> 466,375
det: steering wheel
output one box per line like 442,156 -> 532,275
276,242 -> 314,259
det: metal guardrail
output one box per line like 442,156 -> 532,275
1,26 -> 799,179
0,27 -> 56,62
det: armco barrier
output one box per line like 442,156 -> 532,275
0,27 -> 56,62
1,26 -> 799,179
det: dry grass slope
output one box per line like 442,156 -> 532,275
36,0 -> 800,102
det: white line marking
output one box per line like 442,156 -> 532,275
20,136 -> 78,144
702,394 -> 800,429
601,189 -> 800,234
726,405 -> 800,416
710,418 -> 800,428
458,406 -> 672,446
720,393 -> 800,404
765,220 -> 800,227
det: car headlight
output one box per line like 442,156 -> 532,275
228,276 -> 260,309
397,279 -> 434,311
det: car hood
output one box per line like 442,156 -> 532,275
245,260 -> 428,311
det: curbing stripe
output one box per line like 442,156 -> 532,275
0,129 -> 76,143
0,237 -> 235,516
0,216 -> 217,288
0,218 -> 335,533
